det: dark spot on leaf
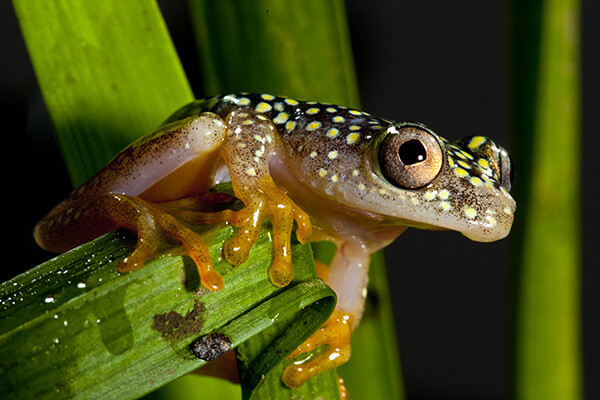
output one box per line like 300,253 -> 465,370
152,300 -> 206,341
189,332 -> 231,361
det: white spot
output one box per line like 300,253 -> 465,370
77,282 -> 86,289
424,190 -> 437,200
310,151 -> 318,158
45,297 -> 55,303
352,169 -> 359,177
464,207 -> 478,219
440,201 -> 452,211
319,168 -> 327,177
328,150 -> 339,159
246,168 -> 257,176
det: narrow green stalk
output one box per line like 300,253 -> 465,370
508,0 -> 582,398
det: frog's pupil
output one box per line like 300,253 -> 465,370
399,139 -> 426,165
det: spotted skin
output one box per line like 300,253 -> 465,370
168,93 -> 514,241
36,93 -> 516,388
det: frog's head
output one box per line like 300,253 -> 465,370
362,122 -> 516,242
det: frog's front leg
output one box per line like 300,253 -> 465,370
282,239 -> 371,387
184,110 -> 312,287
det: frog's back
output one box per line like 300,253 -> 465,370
165,93 -> 388,147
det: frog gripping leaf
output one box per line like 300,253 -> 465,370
35,93 -> 516,387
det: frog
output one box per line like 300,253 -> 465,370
34,93 -> 516,388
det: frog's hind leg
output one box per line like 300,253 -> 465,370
35,193 -> 224,291
282,240 -> 372,387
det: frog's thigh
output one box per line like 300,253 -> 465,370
326,240 -> 371,325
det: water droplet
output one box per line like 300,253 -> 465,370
54,338 -> 59,344
77,282 -> 86,289
45,297 -> 55,303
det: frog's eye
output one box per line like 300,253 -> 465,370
379,126 -> 443,189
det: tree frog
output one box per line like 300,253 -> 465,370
35,93 -> 515,387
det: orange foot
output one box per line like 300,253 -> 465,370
108,194 -> 224,291
282,310 -> 353,388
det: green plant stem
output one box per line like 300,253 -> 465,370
508,0 -> 582,398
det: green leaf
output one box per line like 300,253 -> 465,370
12,0 -> 194,186
508,0 -> 582,399
1,225 -> 335,399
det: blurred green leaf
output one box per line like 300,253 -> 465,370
508,0 -> 582,399
12,0 -> 194,186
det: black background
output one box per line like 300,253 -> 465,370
2,1 -> 598,399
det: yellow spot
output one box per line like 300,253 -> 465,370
478,158 -> 490,169
503,206 -> 513,215
273,112 -> 289,124
307,121 -> 322,131
243,119 -> 254,125
454,168 -> 469,178
310,151 -> 318,158
447,157 -> 455,167
371,125 -> 383,129
307,108 -> 320,114
349,110 -> 361,115
274,102 -> 284,111
285,121 -> 296,132
237,142 -> 246,149
464,207 -> 478,219
411,198 -> 419,205
438,189 -> 450,200
440,201 -> 451,211
468,136 -> 487,150
254,134 -> 264,142
458,160 -> 471,169
261,94 -> 275,100
246,168 -> 257,176
358,183 -> 365,190
333,116 -> 345,123
349,125 -> 361,131
284,98 -> 299,105
346,133 -> 360,144
328,150 -> 339,159
255,102 -> 272,113
327,128 -> 340,138
485,215 -> 497,226
456,151 -> 468,160
331,175 -> 339,182
352,169 -> 359,177
319,168 -> 327,177
379,188 -> 387,194
470,176 -> 483,186
239,97 -> 251,105
326,107 -> 337,112
424,190 -> 437,200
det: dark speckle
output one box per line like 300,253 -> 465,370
189,332 -> 231,361
152,300 -> 206,341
